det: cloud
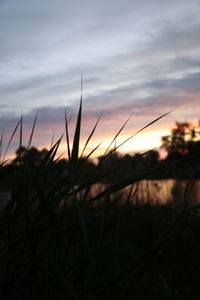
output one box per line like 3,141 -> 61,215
0,0 -> 200,157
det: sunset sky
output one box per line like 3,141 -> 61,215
0,0 -> 200,159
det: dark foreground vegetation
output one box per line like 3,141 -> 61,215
1,120 -> 200,189
0,103 -> 200,299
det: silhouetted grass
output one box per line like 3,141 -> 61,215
0,102 -> 199,299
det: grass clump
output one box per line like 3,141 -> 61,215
0,101 -> 200,300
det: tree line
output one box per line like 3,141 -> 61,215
0,119 -> 200,190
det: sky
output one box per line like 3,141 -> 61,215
0,0 -> 200,160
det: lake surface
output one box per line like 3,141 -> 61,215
133,179 -> 200,205
0,180 -> 199,208
90,180 -> 200,206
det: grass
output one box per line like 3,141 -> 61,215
0,101 -> 200,299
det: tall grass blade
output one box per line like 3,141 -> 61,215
79,141 -> 104,202
2,116 -> 22,163
19,115 -> 23,160
104,112 -> 134,156
41,135 -> 63,166
49,135 -> 63,163
65,110 -> 72,162
71,99 -> 82,168
0,159 -> 8,167
0,129 -> 4,164
71,75 -> 83,166
88,164 -> 161,203
80,112 -> 163,201
104,110 -> 172,159
27,113 -> 38,150
80,111 -> 103,159
54,151 -> 65,163
70,147 -> 159,200
84,141 -> 103,160
131,110 -> 173,138
79,114 -> 134,201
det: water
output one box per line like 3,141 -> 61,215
0,180 -> 199,208
90,180 -> 200,206
134,180 -> 200,205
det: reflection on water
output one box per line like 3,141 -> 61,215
91,180 -> 200,206
0,180 -> 199,208
133,180 -> 200,205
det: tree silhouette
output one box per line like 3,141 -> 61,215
144,150 -> 159,166
161,120 -> 200,157
12,146 -> 48,166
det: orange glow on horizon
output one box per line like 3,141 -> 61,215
56,128 -> 171,159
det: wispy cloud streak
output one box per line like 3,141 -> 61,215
0,0 -> 200,157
